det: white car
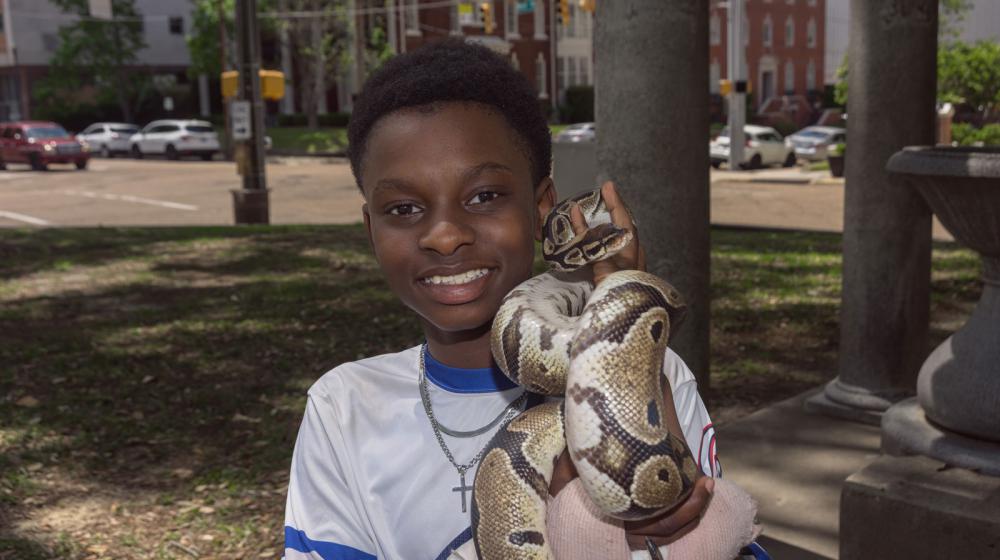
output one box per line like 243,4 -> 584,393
129,119 -> 220,161
76,122 -> 140,158
554,122 -> 595,143
710,125 -> 796,169
785,126 -> 847,162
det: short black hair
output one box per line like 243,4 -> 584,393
347,39 -> 552,191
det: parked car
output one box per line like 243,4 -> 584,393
785,126 -> 847,162
0,121 -> 90,171
129,119 -> 220,160
76,122 -> 140,158
710,124 -> 796,169
554,122 -> 595,143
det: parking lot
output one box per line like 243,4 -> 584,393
0,157 -> 953,240
0,157 -> 364,227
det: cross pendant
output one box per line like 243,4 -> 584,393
452,473 -> 474,513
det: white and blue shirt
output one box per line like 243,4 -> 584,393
283,345 -> 719,560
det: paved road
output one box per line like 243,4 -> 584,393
0,158 -> 951,240
0,157 -> 364,228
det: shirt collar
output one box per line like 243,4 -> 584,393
423,349 -> 518,394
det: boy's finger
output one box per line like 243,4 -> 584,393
601,181 -> 636,234
569,202 -> 589,236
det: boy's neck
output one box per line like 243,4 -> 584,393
424,323 -> 494,369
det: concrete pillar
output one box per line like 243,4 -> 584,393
807,0 -> 937,422
594,0 -> 711,388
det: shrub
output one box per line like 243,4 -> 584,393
952,122 -> 1000,146
559,85 -> 594,124
276,112 -> 351,127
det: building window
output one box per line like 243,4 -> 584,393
169,16 -> 184,35
42,33 -> 59,52
505,0 -> 519,37
710,12 -> 721,45
568,57 -> 577,87
534,0 -> 546,39
784,59 -> 795,93
807,59 -> 816,90
743,10 -> 749,45
762,14 -> 772,47
785,16 -> 795,47
579,56 -> 589,85
557,57 -> 565,93
406,0 -> 421,36
536,53 -> 547,98
807,17 -> 816,47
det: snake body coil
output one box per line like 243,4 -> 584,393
472,190 -> 700,559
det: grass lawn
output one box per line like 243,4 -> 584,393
266,127 -> 349,154
0,225 -> 981,558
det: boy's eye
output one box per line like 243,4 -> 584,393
468,191 -> 500,205
387,203 -> 422,216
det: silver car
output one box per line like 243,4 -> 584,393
554,122 -> 595,143
76,122 -> 140,158
785,126 -> 846,162
129,119 -> 221,160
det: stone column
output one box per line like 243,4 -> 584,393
594,0 -> 711,388
807,0 -> 937,422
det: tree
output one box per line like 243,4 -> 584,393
284,0 -> 351,129
938,41 -> 1000,122
187,0 -> 237,79
36,0 -> 150,123
939,0 -> 974,43
834,0 -> 978,110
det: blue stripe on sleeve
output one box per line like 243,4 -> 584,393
284,526 -> 377,560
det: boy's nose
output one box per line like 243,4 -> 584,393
418,218 -> 475,256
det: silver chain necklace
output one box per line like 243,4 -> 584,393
418,344 -> 526,512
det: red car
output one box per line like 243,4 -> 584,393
0,121 -> 90,171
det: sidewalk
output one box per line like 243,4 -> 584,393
717,389 -> 882,560
711,166 -> 844,186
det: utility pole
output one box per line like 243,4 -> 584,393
726,0 -> 746,169
231,0 -> 269,223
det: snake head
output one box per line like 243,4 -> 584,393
542,190 -> 633,272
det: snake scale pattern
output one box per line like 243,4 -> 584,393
471,190 -> 702,559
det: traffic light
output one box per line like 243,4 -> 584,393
557,0 -> 570,26
578,0 -> 595,13
719,79 -> 732,96
480,2 -> 494,34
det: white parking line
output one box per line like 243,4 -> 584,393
0,210 -> 52,225
62,190 -> 199,211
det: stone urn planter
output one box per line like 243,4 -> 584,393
883,146 -> 1000,474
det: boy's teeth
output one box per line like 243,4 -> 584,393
423,268 -> 490,285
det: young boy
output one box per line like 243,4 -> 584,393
283,40 -> 745,560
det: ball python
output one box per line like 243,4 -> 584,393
471,189 -> 702,559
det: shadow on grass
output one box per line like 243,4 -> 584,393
0,225 -> 982,556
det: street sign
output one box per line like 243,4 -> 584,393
517,0 -> 534,13
231,100 -> 251,141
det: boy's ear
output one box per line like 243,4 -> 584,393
534,177 -> 556,242
362,203 -> 376,255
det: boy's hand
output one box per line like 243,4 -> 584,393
548,450 -> 714,549
569,181 -> 647,285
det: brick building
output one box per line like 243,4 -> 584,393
709,0 -> 826,107
346,1 -> 556,112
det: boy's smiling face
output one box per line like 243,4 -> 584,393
360,102 -> 554,342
